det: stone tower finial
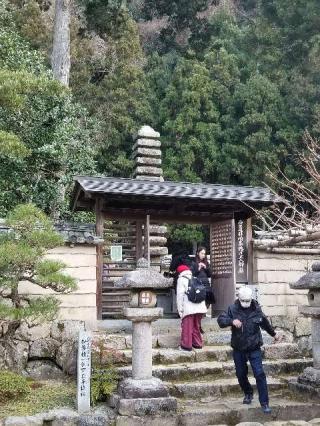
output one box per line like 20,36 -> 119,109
132,125 -> 163,181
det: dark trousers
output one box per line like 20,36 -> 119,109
233,348 -> 269,406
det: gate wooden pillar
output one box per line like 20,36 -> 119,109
144,215 -> 150,265
95,198 -> 104,320
136,220 -> 143,260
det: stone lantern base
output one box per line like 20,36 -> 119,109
110,307 -> 177,417
288,292 -> 320,396
111,377 -> 177,417
299,367 -> 320,388
114,378 -> 177,416
118,377 -> 169,399
289,366 -> 320,397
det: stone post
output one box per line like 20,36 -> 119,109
77,330 -> 91,414
290,261 -> 320,394
132,321 -> 152,379
311,318 -> 320,369
112,258 -> 177,417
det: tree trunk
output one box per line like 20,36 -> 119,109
51,0 -> 71,218
51,0 -> 70,86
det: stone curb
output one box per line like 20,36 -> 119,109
1,407 -> 116,426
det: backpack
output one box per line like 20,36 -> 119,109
185,277 -> 207,303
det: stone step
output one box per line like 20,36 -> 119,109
167,376 -> 287,399
92,329 -> 277,351
93,318 -> 221,340
115,395 -> 320,425
177,394 -> 320,426
95,318 -> 221,333
117,358 -> 312,382
119,343 -> 304,365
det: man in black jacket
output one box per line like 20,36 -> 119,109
217,286 -> 279,414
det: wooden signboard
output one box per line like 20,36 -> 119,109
210,219 -> 236,315
110,245 -> 123,262
210,218 -> 253,316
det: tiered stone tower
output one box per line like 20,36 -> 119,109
132,126 -> 168,267
133,125 -> 164,181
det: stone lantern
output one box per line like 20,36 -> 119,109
113,258 -> 177,416
290,261 -> 320,393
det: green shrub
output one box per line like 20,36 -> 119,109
90,339 -> 125,405
0,370 -> 31,403
90,368 -> 119,406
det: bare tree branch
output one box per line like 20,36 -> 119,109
247,131 -> 320,246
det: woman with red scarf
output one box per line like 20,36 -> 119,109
171,254 -> 207,351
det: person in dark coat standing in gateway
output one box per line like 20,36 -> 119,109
192,246 -> 211,286
192,246 -> 215,309
217,286 -> 280,414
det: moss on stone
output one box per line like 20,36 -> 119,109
0,379 -> 75,418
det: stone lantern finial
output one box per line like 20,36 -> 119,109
136,257 -> 149,269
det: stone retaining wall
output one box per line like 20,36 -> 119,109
253,249 -> 318,342
254,250 -> 318,317
0,320 -> 85,376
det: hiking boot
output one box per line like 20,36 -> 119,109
261,404 -> 271,414
243,394 -> 253,404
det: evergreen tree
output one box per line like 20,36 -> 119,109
72,2 -> 151,176
0,204 -> 76,325
5,0 -> 320,198
0,0 -> 96,217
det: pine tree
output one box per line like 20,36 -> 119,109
0,204 -> 76,327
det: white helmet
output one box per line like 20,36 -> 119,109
238,286 -> 253,308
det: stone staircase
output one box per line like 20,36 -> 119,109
93,318 -> 320,425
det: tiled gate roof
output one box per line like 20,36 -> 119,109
73,175 -> 277,204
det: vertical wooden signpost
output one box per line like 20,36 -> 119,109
235,218 -> 248,283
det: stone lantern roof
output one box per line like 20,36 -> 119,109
291,262 -> 320,290
115,258 -> 173,289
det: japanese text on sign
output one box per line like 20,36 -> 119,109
77,331 -> 91,413
211,222 -> 233,277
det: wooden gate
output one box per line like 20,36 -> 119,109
102,221 -> 138,319
210,218 -> 253,316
